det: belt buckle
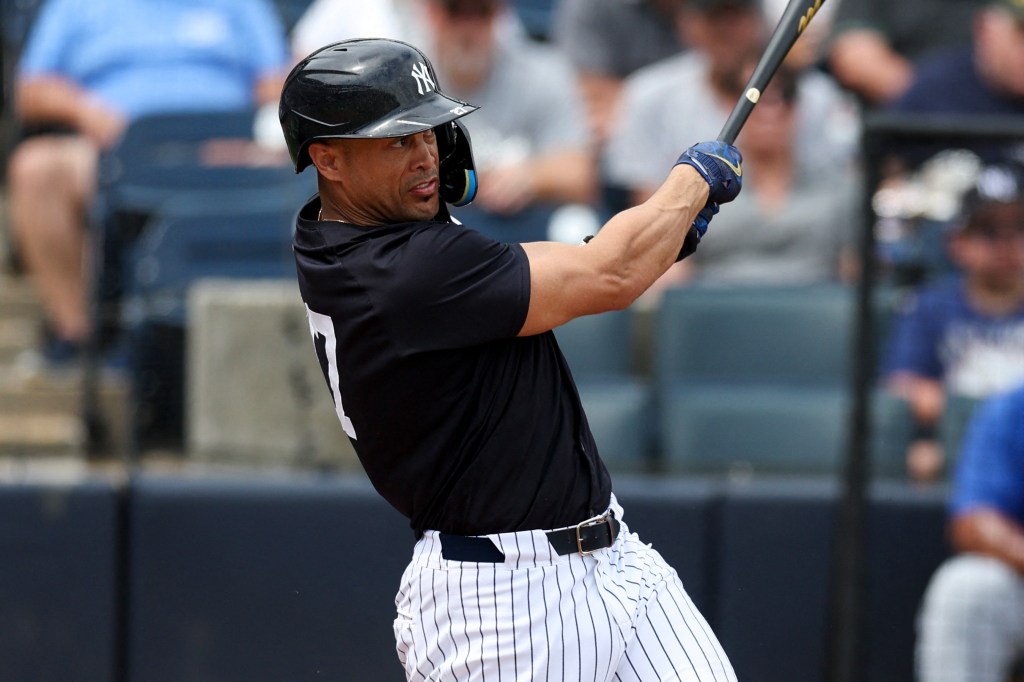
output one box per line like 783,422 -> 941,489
575,513 -> 612,557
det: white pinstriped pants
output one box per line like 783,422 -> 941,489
393,495 -> 737,682
916,554 -> 1024,682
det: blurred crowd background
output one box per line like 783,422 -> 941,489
1,1 -> 1023,681
0,0 -> 1021,485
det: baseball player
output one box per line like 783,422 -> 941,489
279,38 -> 742,681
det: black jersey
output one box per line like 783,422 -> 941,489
293,196 -> 611,536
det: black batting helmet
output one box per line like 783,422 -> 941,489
279,38 -> 479,206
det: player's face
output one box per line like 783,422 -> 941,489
329,131 -> 442,224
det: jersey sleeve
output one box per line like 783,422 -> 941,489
881,287 -> 945,380
948,386 -> 1024,522
375,225 -> 531,354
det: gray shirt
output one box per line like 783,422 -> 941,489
603,51 -> 861,285
603,51 -> 860,190
553,0 -> 685,79
687,161 -> 859,285
439,40 -> 591,171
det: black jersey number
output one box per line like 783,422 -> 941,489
305,305 -> 357,440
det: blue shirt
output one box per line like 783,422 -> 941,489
883,276 -> 1024,398
949,383 -> 1024,525
18,0 -> 288,121
887,46 -> 1024,117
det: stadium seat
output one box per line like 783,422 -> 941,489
870,390 -> 916,479
654,284 -> 853,474
939,394 -> 981,468
82,109 -> 313,453
122,199 -> 298,327
655,284 -> 856,387
660,384 -> 848,475
653,284 -> 912,476
555,309 -> 655,470
120,199 -> 299,452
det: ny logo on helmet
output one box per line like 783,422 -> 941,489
411,62 -> 435,95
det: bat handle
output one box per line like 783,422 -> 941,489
717,88 -> 760,144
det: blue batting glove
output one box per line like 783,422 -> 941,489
677,202 -> 719,261
692,201 -> 719,239
675,141 -> 743,204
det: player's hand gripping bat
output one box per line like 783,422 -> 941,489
717,0 -> 827,144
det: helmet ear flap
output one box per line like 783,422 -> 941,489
438,119 -> 477,207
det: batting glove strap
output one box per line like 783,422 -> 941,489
676,202 -> 719,262
675,141 -> 743,205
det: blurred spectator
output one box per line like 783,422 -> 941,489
886,0 -> 1024,121
761,0 -> 838,70
5,0 -> 290,366
603,0 -> 858,207
552,0 -> 688,144
673,60 -> 860,286
289,0 -> 526,59
826,0 -> 985,106
602,0 -> 858,294
419,0 -> 598,242
915,381 -> 1024,682
291,0 -> 415,57
883,162 -> 1024,482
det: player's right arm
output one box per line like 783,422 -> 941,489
517,141 -> 741,337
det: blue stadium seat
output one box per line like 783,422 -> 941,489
122,199 -> 298,327
870,390 -> 915,478
654,285 -> 853,474
555,309 -> 633,377
82,109 -> 314,452
939,393 -> 981,469
655,284 -> 856,387
120,198 -> 299,451
660,384 -> 849,475
653,284 -> 911,476
555,308 -> 655,469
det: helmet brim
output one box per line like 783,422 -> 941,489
294,93 -> 477,170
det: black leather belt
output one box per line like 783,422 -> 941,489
439,514 -> 620,563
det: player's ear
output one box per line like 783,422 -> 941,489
308,141 -> 345,180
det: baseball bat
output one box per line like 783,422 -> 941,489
718,0 -> 827,144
